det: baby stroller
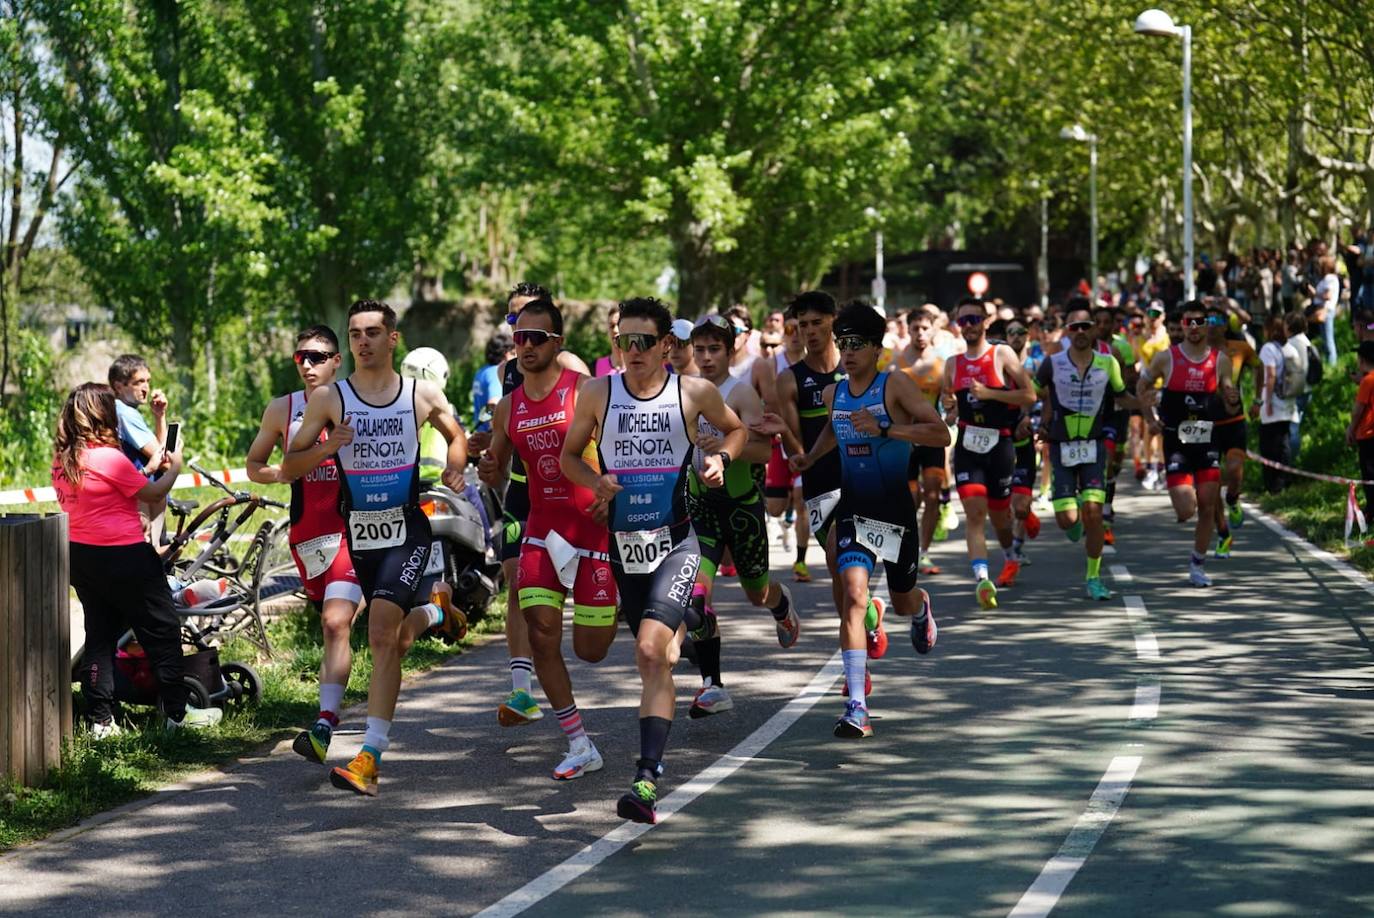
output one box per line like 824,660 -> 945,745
110,616 -> 262,715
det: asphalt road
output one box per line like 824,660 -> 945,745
1,482 -> 1372,917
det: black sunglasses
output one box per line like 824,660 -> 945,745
513,329 -> 562,347
835,335 -> 876,352
956,314 -> 985,327
1066,321 -> 1094,332
1184,317 -> 1207,328
294,349 -> 337,366
616,332 -> 661,352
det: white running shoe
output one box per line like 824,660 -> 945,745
166,704 -> 223,731
1188,563 -> 1213,587
1142,469 -> 1158,491
90,720 -> 123,740
779,519 -> 793,551
552,737 -> 603,781
689,683 -> 734,718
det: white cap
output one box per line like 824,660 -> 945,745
670,318 -> 694,341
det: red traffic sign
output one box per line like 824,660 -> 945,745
967,271 -> 990,296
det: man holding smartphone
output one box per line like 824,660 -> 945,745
108,354 -> 171,544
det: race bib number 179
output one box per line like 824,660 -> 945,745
962,425 -> 999,454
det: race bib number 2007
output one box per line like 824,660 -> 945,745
615,526 -> 673,575
349,507 -> 407,551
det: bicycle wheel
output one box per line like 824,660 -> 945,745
252,519 -> 302,605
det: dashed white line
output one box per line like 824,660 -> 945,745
1130,678 -> 1161,721
1109,564 -> 1132,584
1122,595 -> 1159,662
475,651 -> 844,917
1007,755 -> 1144,918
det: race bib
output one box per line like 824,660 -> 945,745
615,526 -> 673,575
349,507 -> 407,551
854,515 -> 905,564
1178,419 -> 1214,444
422,539 -> 445,577
806,489 -> 841,534
294,532 -> 342,580
962,425 -> 999,454
1060,440 -> 1098,467
543,529 -> 581,590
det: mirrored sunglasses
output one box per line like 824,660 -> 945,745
293,349 -> 337,366
616,332 -> 661,352
513,329 -> 562,347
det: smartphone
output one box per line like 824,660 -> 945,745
165,422 -> 180,455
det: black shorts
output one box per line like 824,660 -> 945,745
1048,440 -> 1108,509
1011,438 -> 1037,493
500,476 -> 529,563
348,510 -> 440,610
687,488 -> 770,592
1102,409 -> 1130,445
1163,428 -> 1221,486
954,432 -> 1016,508
763,484 -> 790,499
1213,418 -> 1247,455
906,444 -> 947,481
611,523 -> 701,635
835,512 -> 919,594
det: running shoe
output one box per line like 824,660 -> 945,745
553,738 -> 603,781
918,554 -> 941,575
165,704 -> 222,731
779,521 -> 793,551
865,595 -> 886,632
866,624 -> 889,660
937,503 -> 958,538
976,578 -> 998,610
1085,577 -> 1114,601
720,563 -> 737,578
293,719 -> 333,763
793,560 -> 811,582
688,603 -> 719,643
840,666 -> 873,698
90,719 -> 123,740
330,749 -> 379,797
833,699 -> 873,738
774,585 -> 801,649
1142,469 -> 1158,491
1034,491 -> 1053,513
498,689 -> 544,727
995,559 -> 1021,589
1025,511 -> 1041,540
689,683 -> 734,718
617,779 -> 658,824
431,588 -> 468,643
1188,563 -> 1213,587
911,592 -> 937,655
1103,526 -> 1116,546
1215,532 -> 1233,559
1228,502 -> 1244,528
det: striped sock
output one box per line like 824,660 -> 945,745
554,704 -> 587,743
510,657 -> 533,694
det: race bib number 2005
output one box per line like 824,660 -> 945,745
615,526 -> 673,575
349,507 -> 407,551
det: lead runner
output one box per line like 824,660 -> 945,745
560,296 -> 748,825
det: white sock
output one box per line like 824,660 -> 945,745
318,683 -> 345,718
417,602 -> 443,628
510,657 -> 533,694
842,649 -> 866,708
363,716 -> 392,754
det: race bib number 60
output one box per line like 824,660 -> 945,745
349,507 -> 407,551
962,425 -> 999,454
854,515 -> 905,564
805,489 -> 842,534
615,526 -> 673,575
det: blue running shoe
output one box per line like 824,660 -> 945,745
833,699 -> 873,738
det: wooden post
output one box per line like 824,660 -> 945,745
0,513 -> 71,787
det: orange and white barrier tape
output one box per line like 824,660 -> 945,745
0,467 -> 252,507
1244,450 -> 1370,546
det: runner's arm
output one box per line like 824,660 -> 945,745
1109,356 -> 1140,410
282,385 -> 344,480
557,351 -> 591,375
729,385 -> 773,465
767,369 -> 806,456
687,376 -> 748,486
1137,350 -> 1170,428
245,396 -> 288,484
792,385 -> 837,472
994,347 -> 1038,407
561,377 -> 618,500
887,370 -> 952,447
478,396 -> 513,488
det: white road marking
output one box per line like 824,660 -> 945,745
1245,502 -> 1374,600
475,651 -> 844,918
1130,678 -> 1161,721
1109,564 -> 1132,584
1007,755 -> 1143,918
1122,595 -> 1158,662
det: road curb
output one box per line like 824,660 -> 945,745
1243,500 -> 1374,599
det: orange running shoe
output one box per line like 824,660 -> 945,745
995,558 -> 1021,588
330,749 -> 380,797
1025,510 -> 1041,540
1103,527 -> 1116,546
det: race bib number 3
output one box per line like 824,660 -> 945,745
962,425 -> 999,454
1059,439 -> 1098,467
1178,419 -> 1214,444
615,526 -> 673,575
806,489 -> 841,534
854,516 -> 905,564
349,507 -> 407,551
294,532 -> 342,580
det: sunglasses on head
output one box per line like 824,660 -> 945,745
1066,321 -> 1094,332
695,314 -> 733,332
512,329 -> 561,347
835,335 -> 876,352
615,332 -> 661,352
1184,316 -> 1207,327
294,349 -> 336,367
956,313 -> 985,327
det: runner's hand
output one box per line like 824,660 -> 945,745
441,464 -> 464,491
594,474 -> 623,501
588,498 -> 610,525
968,380 -> 993,401
477,450 -> 500,487
696,434 -> 723,455
149,390 -> 168,418
789,453 -> 813,474
850,408 -> 881,436
700,453 -> 726,488
326,415 -> 354,454
467,430 -> 492,454
749,412 -> 786,437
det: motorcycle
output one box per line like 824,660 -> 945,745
418,468 -> 504,624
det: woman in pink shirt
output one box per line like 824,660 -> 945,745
53,383 -> 220,734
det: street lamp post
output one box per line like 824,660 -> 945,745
1060,124 -> 1099,302
1134,8 -> 1194,301
864,206 -> 886,311
1030,178 -> 1049,308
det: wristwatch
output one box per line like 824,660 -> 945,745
878,419 -> 892,438
716,450 -> 732,469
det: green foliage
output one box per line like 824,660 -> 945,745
0,331 -> 64,484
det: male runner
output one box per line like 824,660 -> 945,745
1136,301 -> 1171,488
479,298 -> 617,780
683,315 -> 801,718
1092,302 -> 1140,542
246,325 -> 365,763
560,296 -> 747,825
793,303 -> 946,738
898,310 -> 947,575
468,283 -> 591,728
1002,319 -> 1042,579
755,317 -> 808,568
943,297 -> 1037,609
1207,301 -> 1258,555
1138,301 -> 1240,586
284,299 -> 468,796
1036,307 -> 1133,600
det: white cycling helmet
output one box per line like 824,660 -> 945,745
401,346 -> 450,383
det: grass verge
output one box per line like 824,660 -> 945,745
0,591 -> 506,852
1249,481 -> 1374,579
